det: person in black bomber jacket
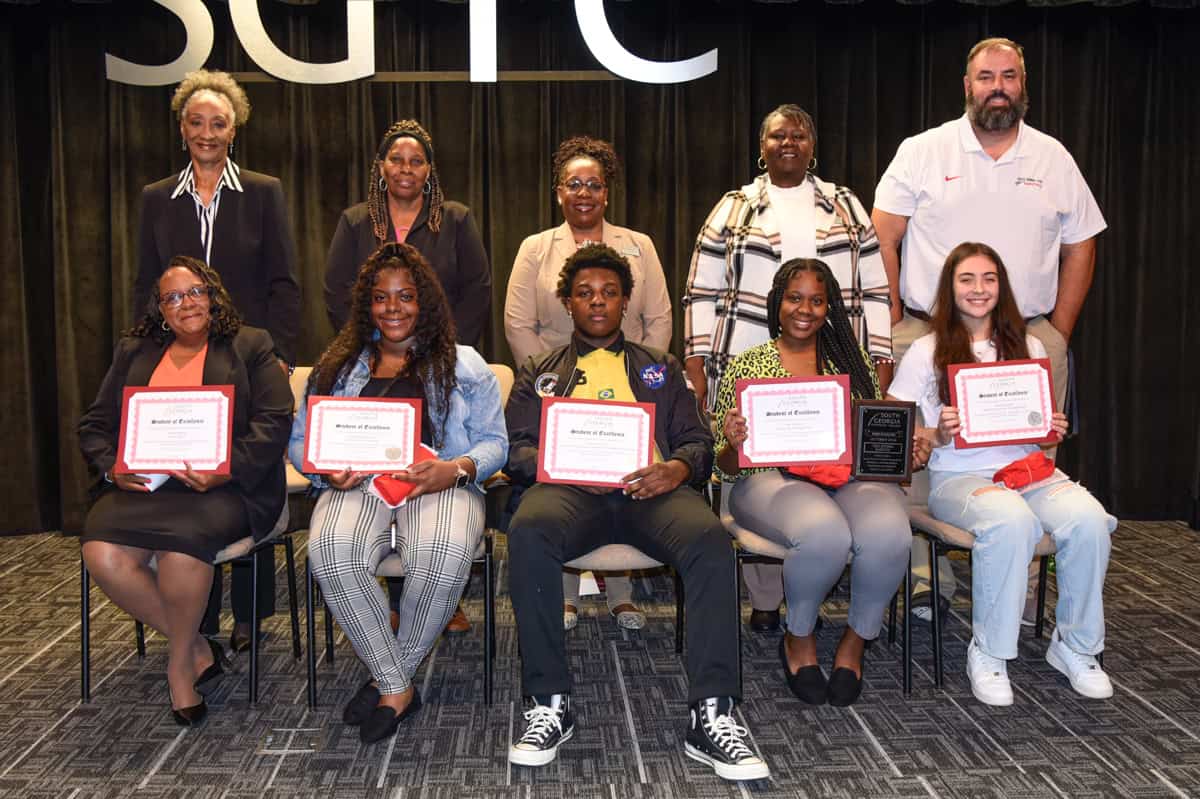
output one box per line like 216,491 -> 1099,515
503,244 -> 769,783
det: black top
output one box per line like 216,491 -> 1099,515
360,374 -> 435,448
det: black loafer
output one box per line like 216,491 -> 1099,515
229,625 -> 253,654
360,690 -> 423,744
779,636 -> 826,705
343,680 -> 382,726
195,637 -> 230,690
749,608 -> 781,633
826,666 -> 864,707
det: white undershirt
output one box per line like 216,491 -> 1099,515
766,179 -> 816,262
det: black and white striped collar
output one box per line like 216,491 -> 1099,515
169,159 -> 244,200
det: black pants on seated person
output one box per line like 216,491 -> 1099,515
508,483 -> 739,705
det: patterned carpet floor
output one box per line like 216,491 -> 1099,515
0,521 -> 1198,797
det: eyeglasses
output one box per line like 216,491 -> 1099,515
159,285 -> 211,308
561,178 -> 606,194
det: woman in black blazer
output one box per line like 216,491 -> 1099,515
80,256 -> 292,725
133,69 -> 300,649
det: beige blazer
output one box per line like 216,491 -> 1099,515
504,221 -> 673,364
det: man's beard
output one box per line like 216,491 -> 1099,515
966,88 -> 1028,131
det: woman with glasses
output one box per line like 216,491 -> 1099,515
503,136 -> 673,632
79,256 -> 293,726
133,69 -> 301,653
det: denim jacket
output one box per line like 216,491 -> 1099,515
288,345 -> 508,493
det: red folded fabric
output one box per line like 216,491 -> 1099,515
992,451 -> 1055,490
369,444 -> 439,507
784,463 -> 853,489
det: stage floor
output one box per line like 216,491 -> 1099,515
0,522 -> 1197,798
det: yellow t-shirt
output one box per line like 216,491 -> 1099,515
571,347 -> 661,463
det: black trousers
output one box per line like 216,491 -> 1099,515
508,484 -> 739,705
201,548 -> 276,635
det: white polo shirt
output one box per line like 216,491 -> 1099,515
874,115 -> 1106,318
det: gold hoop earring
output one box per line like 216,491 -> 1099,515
757,155 -> 767,170
809,157 -> 817,170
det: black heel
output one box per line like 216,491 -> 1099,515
194,637 -> 229,690
169,683 -> 208,726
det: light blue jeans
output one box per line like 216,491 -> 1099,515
928,470 -> 1116,660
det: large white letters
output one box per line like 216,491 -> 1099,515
229,0 -> 373,85
573,0 -> 717,84
104,0 -> 212,87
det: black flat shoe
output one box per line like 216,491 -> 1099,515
360,690 -> 423,744
194,637 -> 229,690
172,698 -> 208,726
827,666 -> 864,707
749,608 -> 781,633
779,636 -> 826,705
343,680 -> 382,726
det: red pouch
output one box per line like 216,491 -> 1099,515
784,463 -> 853,489
992,451 -> 1055,490
368,444 -> 438,507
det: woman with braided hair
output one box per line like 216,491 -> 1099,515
713,259 -> 928,707
324,119 -> 491,345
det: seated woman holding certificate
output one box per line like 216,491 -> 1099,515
78,256 -> 293,726
504,244 -> 768,782
289,242 -> 506,744
714,258 -> 916,707
887,242 -> 1116,707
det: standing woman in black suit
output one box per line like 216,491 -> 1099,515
133,69 -> 301,653
323,119 -> 492,635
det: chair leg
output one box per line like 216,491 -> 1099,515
324,595 -> 335,664
734,549 -> 744,698
484,540 -> 494,706
674,569 -> 684,655
81,557 -> 91,703
887,592 -> 898,648
903,548 -> 912,696
305,558 -> 318,709
249,551 -> 260,705
1034,555 -> 1050,640
284,536 -> 301,659
135,621 -> 146,657
928,538 -> 944,689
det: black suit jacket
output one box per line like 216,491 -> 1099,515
134,169 -> 301,364
78,327 -> 293,541
322,200 -> 492,345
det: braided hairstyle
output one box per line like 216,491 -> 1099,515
766,258 -> 878,400
367,120 -> 445,242
126,255 -> 242,344
551,135 -> 621,190
310,243 -> 458,446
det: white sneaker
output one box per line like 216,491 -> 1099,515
1046,630 -> 1113,699
967,638 -> 1013,706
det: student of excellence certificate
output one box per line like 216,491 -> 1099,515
302,396 -> 421,474
537,397 -> 656,487
116,386 -> 234,474
948,358 -> 1056,448
736,375 -> 852,468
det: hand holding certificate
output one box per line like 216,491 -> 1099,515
948,358 -> 1058,448
537,397 -> 656,488
302,396 -> 421,474
735,376 -> 852,468
116,386 -> 235,475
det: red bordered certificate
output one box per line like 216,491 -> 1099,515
948,358 -> 1057,449
537,397 -> 656,487
736,375 -> 852,468
116,386 -> 234,474
302,396 -> 422,474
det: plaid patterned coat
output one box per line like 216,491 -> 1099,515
683,173 -> 892,409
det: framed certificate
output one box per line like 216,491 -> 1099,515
735,375 -> 852,468
948,358 -> 1057,449
537,397 -> 656,487
852,399 -> 916,483
116,386 -> 235,474
302,396 -> 421,474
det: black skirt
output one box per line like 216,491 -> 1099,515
81,479 -> 248,562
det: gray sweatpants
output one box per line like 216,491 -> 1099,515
730,473 -> 910,639
308,485 -> 483,694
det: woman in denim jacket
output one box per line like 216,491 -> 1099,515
289,242 -> 506,744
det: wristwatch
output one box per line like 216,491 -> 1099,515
453,462 -> 472,489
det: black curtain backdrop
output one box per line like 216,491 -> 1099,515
1,0 -> 1196,532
